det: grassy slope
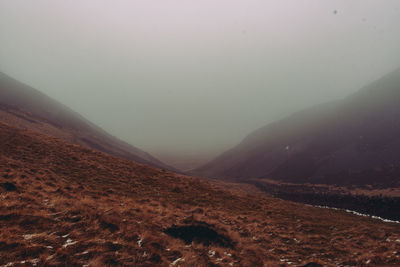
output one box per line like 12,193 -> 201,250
1,122 -> 399,266
0,72 -> 174,171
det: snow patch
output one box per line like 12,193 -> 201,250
170,257 -> 184,266
23,234 -> 38,240
4,259 -> 40,266
63,238 -> 78,248
30,259 -> 39,266
75,251 -> 89,256
46,255 -> 54,261
314,205 -> 400,224
137,237 -> 143,247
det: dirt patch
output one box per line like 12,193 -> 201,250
164,222 -> 235,248
1,182 -> 17,191
303,263 -> 323,267
100,219 -> 120,232
0,241 -> 23,252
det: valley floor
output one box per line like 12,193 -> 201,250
248,178 -> 400,221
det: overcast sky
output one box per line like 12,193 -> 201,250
1,0 -> 400,166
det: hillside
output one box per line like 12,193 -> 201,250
1,121 -> 400,266
194,68 -> 400,187
0,72 -> 174,171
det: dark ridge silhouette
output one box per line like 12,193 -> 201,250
0,72 -> 176,171
194,68 -> 400,187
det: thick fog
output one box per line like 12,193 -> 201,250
1,0 -> 400,169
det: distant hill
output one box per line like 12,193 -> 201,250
0,72 -> 175,171
194,68 -> 400,187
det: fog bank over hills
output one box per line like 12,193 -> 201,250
194,68 -> 400,187
0,72 -> 175,171
1,0 -> 400,168
1,2 -> 400,265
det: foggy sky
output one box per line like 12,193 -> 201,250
1,0 -> 400,167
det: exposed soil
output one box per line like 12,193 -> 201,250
1,182 -> 17,192
164,222 -> 235,248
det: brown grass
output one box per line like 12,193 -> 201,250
0,121 -> 400,266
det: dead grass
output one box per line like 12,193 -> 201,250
0,122 -> 400,266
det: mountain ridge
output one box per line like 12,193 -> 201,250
0,71 -> 175,171
194,68 -> 400,187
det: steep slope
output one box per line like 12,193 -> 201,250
195,68 -> 400,187
1,121 -> 400,266
0,72 -> 174,171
